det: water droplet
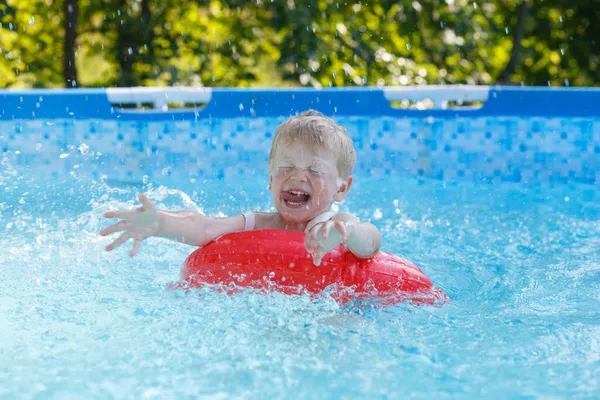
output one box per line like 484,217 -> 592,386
59,153 -> 69,159
28,17 -> 35,25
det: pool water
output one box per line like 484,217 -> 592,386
1,167 -> 599,399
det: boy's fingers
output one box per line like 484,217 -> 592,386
312,223 -> 323,242
305,236 -> 319,254
334,221 -> 348,243
138,194 -> 157,212
105,232 -> 131,251
313,252 -> 322,266
104,209 -> 138,219
313,247 -> 326,266
304,233 -> 316,252
322,221 -> 333,240
100,220 -> 129,236
130,239 -> 141,257
303,234 -> 311,250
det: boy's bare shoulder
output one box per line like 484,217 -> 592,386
254,212 -> 283,230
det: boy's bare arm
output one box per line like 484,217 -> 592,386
160,211 -> 278,244
156,211 -> 246,246
101,194 -> 248,255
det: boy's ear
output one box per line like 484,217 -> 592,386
333,176 -> 353,202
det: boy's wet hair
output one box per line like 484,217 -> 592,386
268,109 -> 356,178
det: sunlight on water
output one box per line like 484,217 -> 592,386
1,168 -> 599,398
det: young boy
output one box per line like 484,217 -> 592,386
101,110 -> 381,266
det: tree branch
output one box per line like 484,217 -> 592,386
497,1 -> 529,84
63,0 -> 78,88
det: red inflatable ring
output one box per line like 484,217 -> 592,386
181,230 -> 447,305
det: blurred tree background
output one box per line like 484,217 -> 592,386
0,0 -> 598,88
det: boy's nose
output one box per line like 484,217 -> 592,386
290,169 -> 308,181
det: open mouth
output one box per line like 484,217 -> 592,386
281,190 -> 311,208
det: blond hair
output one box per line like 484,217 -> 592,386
268,110 -> 356,178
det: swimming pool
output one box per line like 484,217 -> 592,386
1,87 -> 599,398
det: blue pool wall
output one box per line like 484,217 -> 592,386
0,87 -> 599,185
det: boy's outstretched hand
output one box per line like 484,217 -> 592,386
100,194 -> 161,257
304,214 -> 381,266
304,219 -> 348,266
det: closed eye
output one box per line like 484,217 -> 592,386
278,166 -> 324,176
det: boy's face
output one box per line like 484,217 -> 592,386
269,140 -> 352,224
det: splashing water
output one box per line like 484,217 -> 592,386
1,171 -> 599,398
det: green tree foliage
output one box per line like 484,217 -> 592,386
0,0 -> 598,88
0,0 -> 63,87
514,0 -> 600,86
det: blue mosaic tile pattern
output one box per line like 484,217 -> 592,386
1,116 -> 599,185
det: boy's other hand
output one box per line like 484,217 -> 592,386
100,193 -> 161,257
304,219 -> 348,266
